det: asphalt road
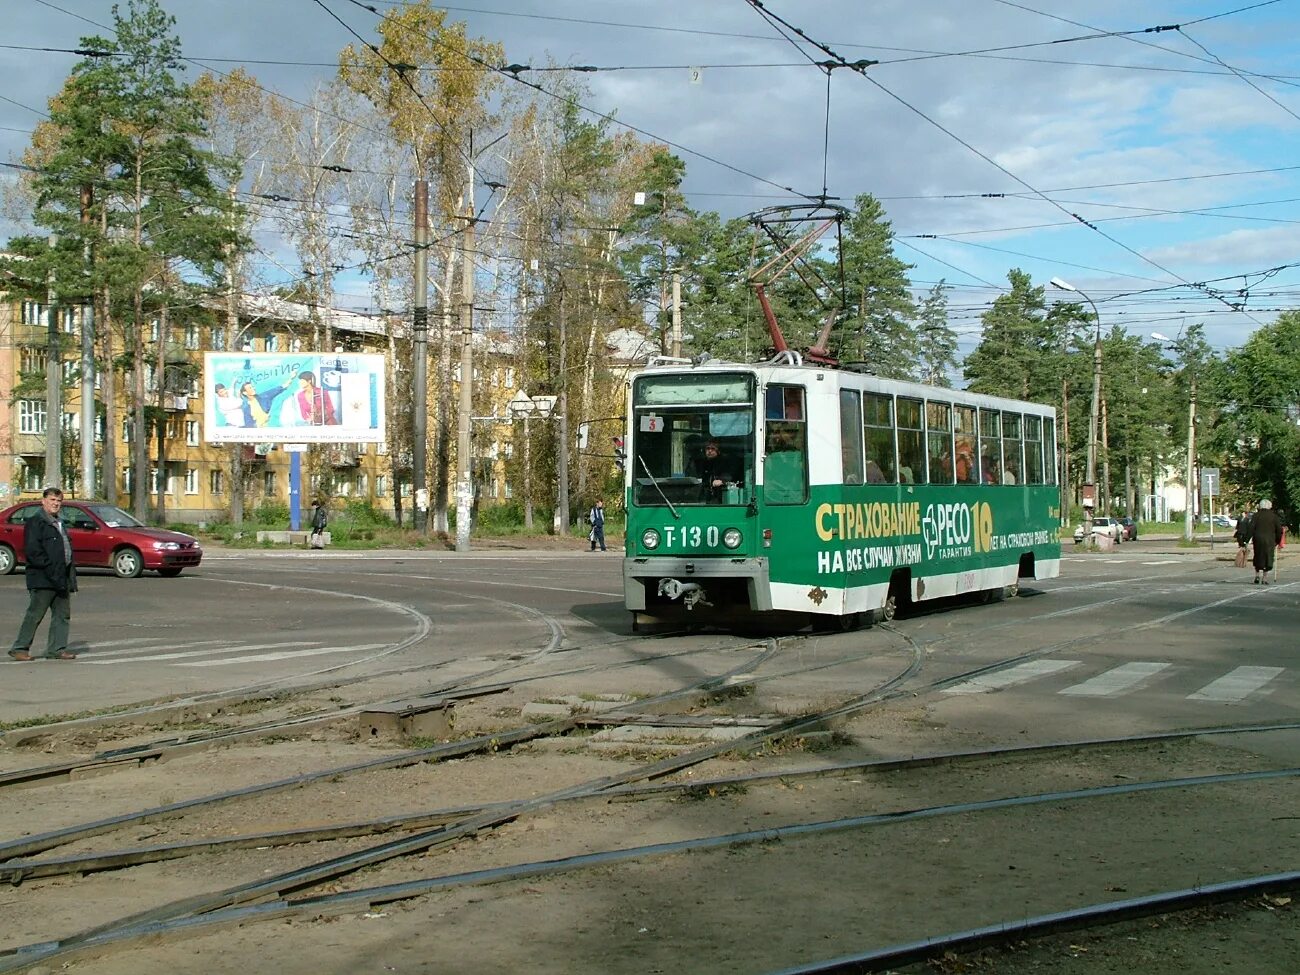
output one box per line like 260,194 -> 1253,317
1,542 -> 1295,744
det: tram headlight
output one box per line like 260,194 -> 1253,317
641,529 -> 660,550
723,528 -> 743,549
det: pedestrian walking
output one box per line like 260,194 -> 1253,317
588,499 -> 607,552
1233,507 -> 1253,569
309,500 -> 328,550
1250,499 -> 1284,585
9,487 -> 78,662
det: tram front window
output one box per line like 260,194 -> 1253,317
631,373 -> 756,506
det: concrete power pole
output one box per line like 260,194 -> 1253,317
1184,370 -> 1196,543
556,288 -> 570,534
79,187 -> 95,497
455,163 -> 475,553
671,271 -> 682,358
412,179 -> 429,532
44,237 -> 61,488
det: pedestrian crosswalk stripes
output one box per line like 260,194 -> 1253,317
1187,666 -> 1286,703
1060,662 -> 1172,696
179,644 -> 386,667
81,641 -> 383,666
941,660 -> 1082,695
943,660 -> 1290,703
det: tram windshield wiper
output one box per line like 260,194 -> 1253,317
637,455 -> 680,519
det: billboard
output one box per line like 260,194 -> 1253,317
203,352 -> 386,444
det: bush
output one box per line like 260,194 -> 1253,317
251,500 -> 289,525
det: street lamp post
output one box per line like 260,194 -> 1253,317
1051,277 -> 1103,539
1152,332 -> 1196,543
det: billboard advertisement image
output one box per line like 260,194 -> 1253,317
203,352 -> 386,444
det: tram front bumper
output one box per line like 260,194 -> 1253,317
623,556 -> 771,612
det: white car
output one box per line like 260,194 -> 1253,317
1074,517 -> 1123,544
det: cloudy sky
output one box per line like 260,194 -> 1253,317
4,0 -> 1299,357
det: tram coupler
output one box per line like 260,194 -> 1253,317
658,578 -> 712,611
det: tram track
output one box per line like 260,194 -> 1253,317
2,560 -> 1294,971
3,724 -> 1295,972
3,720 -> 1297,885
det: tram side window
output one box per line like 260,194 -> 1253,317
1023,415 -> 1044,484
1001,412 -> 1022,485
897,398 -> 924,484
862,393 -> 895,484
978,409 -> 1001,484
1043,416 -> 1057,485
954,405 -> 977,484
839,389 -> 864,484
926,402 -> 953,484
764,385 -> 807,504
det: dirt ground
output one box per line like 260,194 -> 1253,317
1,689 -> 1297,975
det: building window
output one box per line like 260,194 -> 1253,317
62,412 -> 78,434
505,367 -> 515,388
186,420 -> 200,446
149,319 -> 160,342
376,474 -> 387,497
289,337 -> 302,353
94,414 -> 105,443
378,441 -> 389,455
211,327 -> 227,351
122,418 -> 132,443
184,325 -> 200,350
265,333 -> 279,352
21,301 -> 44,325
62,308 -> 77,333
19,400 -> 47,435
20,461 -> 44,492
357,473 -> 368,495
185,468 -> 199,494
210,469 -> 224,495
263,471 -> 277,496
19,346 -> 44,375
62,359 -> 79,382
338,478 -> 353,497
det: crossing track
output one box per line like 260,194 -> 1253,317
1,549 -> 1296,973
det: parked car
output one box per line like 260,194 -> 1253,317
0,500 -> 202,578
1073,516 -> 1123,544
1117,516 -> 1138,541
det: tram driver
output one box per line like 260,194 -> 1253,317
689,439 -> 736,500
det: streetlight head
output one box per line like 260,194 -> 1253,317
1050,277 -> 1077,292
1151,332 -> 1171,342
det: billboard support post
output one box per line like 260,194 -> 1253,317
289,451 -> 301,531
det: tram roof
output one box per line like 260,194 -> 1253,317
631,357 -> 1055,416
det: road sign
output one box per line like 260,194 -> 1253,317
1201,467 -> 1220,494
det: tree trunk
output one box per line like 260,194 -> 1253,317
154,302 -> 169,523
100,278 -> 117,505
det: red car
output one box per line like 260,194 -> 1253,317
0,500 -> 203,578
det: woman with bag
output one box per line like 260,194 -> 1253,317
310,501 -> 328,550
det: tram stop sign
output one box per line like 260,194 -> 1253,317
1201,467 -> 1220,495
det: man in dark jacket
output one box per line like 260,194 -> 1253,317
1251,499 -> 1284,585
9,487 -> 78,661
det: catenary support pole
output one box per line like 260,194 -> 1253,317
455,159 -> 475,553
412,179 -> 429,532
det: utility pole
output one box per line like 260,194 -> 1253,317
455,159 -> 475,553
1184,370 -> 1196,543
412,179 -> 429,532
79,186 -> 95,497
556,287 -> 570,534
671,271 -> 682,358
44,236 -> 62,489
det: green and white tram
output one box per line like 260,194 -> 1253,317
622,353 -> 1061,628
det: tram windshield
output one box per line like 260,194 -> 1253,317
631,373 -> 756,506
